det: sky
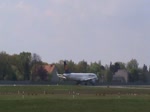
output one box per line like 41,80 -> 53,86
0,0 -> 150,66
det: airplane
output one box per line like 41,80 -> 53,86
57,61 -> 98,85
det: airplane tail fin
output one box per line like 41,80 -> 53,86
64,61 -> 70,73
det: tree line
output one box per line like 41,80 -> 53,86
55,60 -> 150,83
0,51 -> 49,81
0,51 -> 150,83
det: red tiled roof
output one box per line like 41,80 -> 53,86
44,64 -> 55,73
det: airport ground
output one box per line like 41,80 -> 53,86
0,85 -> 150,112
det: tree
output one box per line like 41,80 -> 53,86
106,70 -> 113,82
31,53 -> 41,64
55,60 -> 64,74
127,59 -> 139,82
0,52 -> 16,80
66,60 -> 76,73
127,59 -> 139,71
76,60 -> 88,73
31,63 -> 48,81
38,65 -> 48,81
88,61 -> 102,80
89,61 -> 101,73
9,54 -> 23,80
117,62 -> 126,69
129,69 -> 139,82
110,62 -> 120,73
139,64 -> 148,82
18,52 -> 32,80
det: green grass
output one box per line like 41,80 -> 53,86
0,85 -> 150,112
0,99 -> 150,112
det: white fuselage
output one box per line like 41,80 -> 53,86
63,73 -> 98,82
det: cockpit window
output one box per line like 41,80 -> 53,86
89,74 -> 94,77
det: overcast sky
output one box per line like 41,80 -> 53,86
0,0 -> 150,66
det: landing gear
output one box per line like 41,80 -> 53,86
90,79 -> 96,85
90,82 -> 95,86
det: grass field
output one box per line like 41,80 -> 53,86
0,85 -> 150,112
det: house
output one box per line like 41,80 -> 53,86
112,69 -> 129,83
44,64 -> 56,74
43,64 -> 59,83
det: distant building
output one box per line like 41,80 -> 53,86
44,64 -> 55,73
43,64 -> 59,83
112,69 -> 129,83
